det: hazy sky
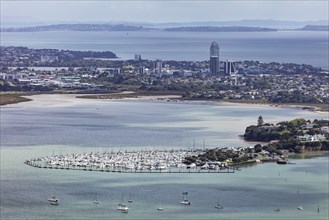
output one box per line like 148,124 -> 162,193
1,0 -> 328,23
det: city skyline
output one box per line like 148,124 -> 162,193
1,1 -> 328,25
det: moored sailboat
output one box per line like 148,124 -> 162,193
117,193 -> 129,212
180,192 -> 191,205
215,195 -> 224,209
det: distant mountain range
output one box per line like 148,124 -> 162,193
1,23 -> 328,32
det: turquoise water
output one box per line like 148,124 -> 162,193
1,146 -> 328,220
1,31 -> 328,69
0,96 -> 328,219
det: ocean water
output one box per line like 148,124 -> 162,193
0,95 -> 328,220
1,31 -> 328,69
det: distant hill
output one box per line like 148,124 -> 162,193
1,24 -> 155,32
2,23 -> 328,32
164,26 -> 277,32
299,25 -> 329,31
1,24 -> 277,32
2,19 -> 327,29
143,19 -> 328,29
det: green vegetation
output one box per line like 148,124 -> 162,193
0,93 -> 32,106
244,117 -> 329,153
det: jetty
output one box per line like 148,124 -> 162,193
24,149 -> 235,174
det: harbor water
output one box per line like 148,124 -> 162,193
1,30 -> 328,69
1,95 -> 328,219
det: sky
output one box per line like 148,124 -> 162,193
1,0 -> 328,24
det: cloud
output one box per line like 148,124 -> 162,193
1,1 -> 328,23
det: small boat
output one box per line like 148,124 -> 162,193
49,197 -> 59,205
127,193 -> 133,203
93,200 -> 99,204
117,193 -> 129,211
157,207 -> 164,211
180,200 -> 191,205
297,190 -> 303,210
93,193 -> 100,204
215,195 -> 224,209
277,159 -> 287,164
215,204 -> 224,209
48,187 -> 59,205
48,196 -> 58,203
50,200 -> 59,205
49,196 -> 59,205
117,203 -> 129,211
274,208 -> 280,212
180,192 -> 191,205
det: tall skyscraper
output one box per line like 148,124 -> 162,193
224,60 -> 235,75
154,59 -> 162,74
210,41 -> 220,76
135,53 -> 142,61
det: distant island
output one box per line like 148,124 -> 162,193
0,24 -> 154,32
164,26 -> 277,32
299,25 -> 329,31
4,23 -> 327,32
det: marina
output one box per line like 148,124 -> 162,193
24,149 -> 235,174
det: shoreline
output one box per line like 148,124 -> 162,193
2,92 -> 328,114
0,93 -> 33,106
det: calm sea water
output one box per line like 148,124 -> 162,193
1,31 -> 328,69
0,95 -> 328,220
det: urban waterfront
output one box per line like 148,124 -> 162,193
1,95 -> 328,219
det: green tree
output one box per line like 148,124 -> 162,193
254,144 -> 262,153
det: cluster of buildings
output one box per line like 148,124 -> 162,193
0,44 -> 328,106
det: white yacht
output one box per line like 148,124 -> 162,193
117,193 -> 129,211
180,192 -> 191,205
215,204 -> 224,209
117,204 -> 129,211
297,206 -> 304,210
297,190 -> 303,210
93,193 -> 99,204
93,200 -> 99,204
180,200 -> 191,205
48,197 -> 59,205
157,207 -> 164,211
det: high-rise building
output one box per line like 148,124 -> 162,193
224,60 -> 235,75
134,53 -> 142,61
210,41 -> 220,76
154,59 -> 162,74
139,66 -> 145,74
